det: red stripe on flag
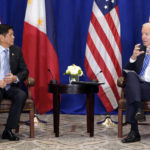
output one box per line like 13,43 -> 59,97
91,12 -> 121,77
85,58 -> 114,112
105,9 -> 121,53
115,6 -> 120,21
115,6 -> 122,51
87,33 -> 120,101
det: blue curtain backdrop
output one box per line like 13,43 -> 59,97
0,0 -> 150,114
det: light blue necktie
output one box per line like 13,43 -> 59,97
139,53 -> 150,77
3,49 -> 11,90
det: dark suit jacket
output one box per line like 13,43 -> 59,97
124,46 -> 146,74
9,45 -> 29,85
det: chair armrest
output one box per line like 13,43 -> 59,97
117,76 -> 126,88
25,77 -> 35,87
25,77 -> 35,99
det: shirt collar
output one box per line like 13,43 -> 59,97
0,45 -> 9,53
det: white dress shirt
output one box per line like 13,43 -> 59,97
129,48 -> 150,82
0,45 -> 19,85
0,45 -> 10,80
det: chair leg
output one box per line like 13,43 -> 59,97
118,109 -> 123,138
29,109 -> 34,138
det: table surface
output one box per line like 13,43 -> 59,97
48,82 -> 99,94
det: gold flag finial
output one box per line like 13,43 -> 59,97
28,0 -> 32,5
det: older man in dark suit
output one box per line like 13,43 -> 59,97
0,24 -> 29,141
122,23 -> 150,143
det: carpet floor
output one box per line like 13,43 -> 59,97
0,114 -> 150,150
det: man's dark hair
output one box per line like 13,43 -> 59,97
0,24 -> 13,36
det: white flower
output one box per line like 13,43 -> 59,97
64,64 -> 83,76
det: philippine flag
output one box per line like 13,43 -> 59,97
22,0 -> 60,114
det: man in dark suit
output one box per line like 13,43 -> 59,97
122,22 -> 150,143
0,24 -> 29,141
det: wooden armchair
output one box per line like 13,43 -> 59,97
117,76 -> 150,138
0,77 -> 35,138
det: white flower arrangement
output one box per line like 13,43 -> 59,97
64,64 -> 83,76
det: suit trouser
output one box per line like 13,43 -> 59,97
125,72 -> 150,123
0,86 -> 27,129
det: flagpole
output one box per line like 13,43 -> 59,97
97,113 -> 117,127
33,107 -> 47,124
25,104 -> 47,126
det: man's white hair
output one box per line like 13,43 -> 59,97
142,22 -> 150,28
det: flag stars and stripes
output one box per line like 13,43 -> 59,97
104,5 -> 108,9
85,0 -> 121,112
95,0 -> 117,15
105,0 -> 115,3
104,0 -> 115,10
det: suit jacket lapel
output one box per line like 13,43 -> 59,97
9,47 -> 14,72
138,46 -> 146,73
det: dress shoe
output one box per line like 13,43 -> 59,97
121,130 -> 141,143
135,108 -> 146,122
2,129 -> 19,141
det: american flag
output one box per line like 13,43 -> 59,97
85,0 -> 122,112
